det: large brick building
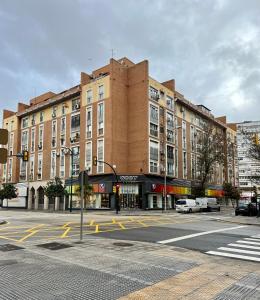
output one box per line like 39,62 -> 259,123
0,57 -> 238,210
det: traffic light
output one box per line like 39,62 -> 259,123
93,156 -> 97,166
22,150 -> 29,162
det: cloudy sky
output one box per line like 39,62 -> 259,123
0,0 -> 260,125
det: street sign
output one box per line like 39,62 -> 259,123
0,129 -> 8,145
0,148 -> 8,164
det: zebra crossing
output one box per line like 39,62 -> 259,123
207,234 -> 260,262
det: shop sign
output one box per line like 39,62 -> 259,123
151,184 -> 191,195
120,175 -> 138,182
205,189 -> 224,197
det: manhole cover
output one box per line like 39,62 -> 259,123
113,242 -> 133,247
0,244 -> 24,252
37,242 -> 73,251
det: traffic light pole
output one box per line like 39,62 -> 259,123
95,159 -> 120,214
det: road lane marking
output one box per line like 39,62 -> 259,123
206,250 -> 260,262
236,240 -> 260,246
219,247 -> 260,256
244,238 -> 260,242
61,227 -> 71,238
157,225 -> 247,244
228,243 -> 260,250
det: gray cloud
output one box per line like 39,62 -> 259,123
0,0 -> 260,125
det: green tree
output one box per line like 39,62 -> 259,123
75,184 -> 93,209
0,184 -> 17,208
44,177 -> 67,207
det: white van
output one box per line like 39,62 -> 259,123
176,199 -> 200,213
195,197 -> 220,212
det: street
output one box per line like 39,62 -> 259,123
0,209 -> 260,299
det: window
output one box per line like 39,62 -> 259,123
166,112 -> 174,143
60,149 -> 65,178
52,120 -> 57,148
182,121 -> 186,149
149,86 -> 159,101
29,155 -> 34,180
150,104 -> 159,137
167,145 -> 174,176
31,128 -> 35,152
62,103 -> 66,115
60,117 -> 66,147
52,106 -> 57,118
31,114 -> 36,126
40,111 -> 44,123
149,140 -> 159,173
72,98 -> 80,111
86,107 -> 92,138
183,151 -> 187,178
71,146 -> 80,176
37,153 -> 43,180
7,158 -> 12,182
98,85 -> 104,100
191,154 -> 196,179
97,139 -> 104,173
50,150 -> 56,178
97,102 -> 104,136
175,149 -> 178,177
22,117 -> 29,128
38,125 -> 44,150
87,90 -> 93,104
21,130 -> 29,151
9,133 -> 14,156
85,142 -> 92,173
190,125 -> 195,152
166,96 -> 174,110
20,160 -> 27,181
2,164 -> 6,182
71,114 -> 80,133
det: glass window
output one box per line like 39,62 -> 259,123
50,151 -> 56,178
71,146 -> 80,176
38,125 -> 44,150
31,128 -> 35,152
29,156 -> 34,180
37,153 -> 43,180
97,139 -> 104,173
71,114 -> 80,133
97,103 -> 104,136
21,130 -> 29,151
60,149 -> 65,178
87,90 -> 93,104
166,96 -> 174,110
52,120 -> 57,148
86,107 -> 92,138
40,111 -> 44,123
72,98 -> 80,111
149,86 -> 159,101
85,142 -> 92,173
98,85 -> 104,100
22,117 -> 29,128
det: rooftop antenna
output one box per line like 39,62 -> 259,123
111,48 -> 115,59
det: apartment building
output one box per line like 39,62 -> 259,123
237,121 -> 260,199
0,57 -> 238,210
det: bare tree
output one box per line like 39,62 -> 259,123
195,123 -> 225,196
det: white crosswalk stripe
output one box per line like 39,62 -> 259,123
206,235 -> 260,262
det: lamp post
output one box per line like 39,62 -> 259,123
61,146 -> 74,213
163,125 -> 182,213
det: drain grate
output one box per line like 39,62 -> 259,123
0,244 -> 24,252
113,242 -> 134,247
36,242 -> 73,251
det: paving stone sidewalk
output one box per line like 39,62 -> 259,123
0,236 -> 260,299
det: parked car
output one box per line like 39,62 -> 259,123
176,199 -> 200,213
235,203 -> 257,216
195,197 -> 221,212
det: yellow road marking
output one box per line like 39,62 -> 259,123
89,220 -> 95,226
26,224 -> 45,232
95,225 -> 99,233
61,227 -> 71,238
118,222 -> 126,229
18,230 -> 40,243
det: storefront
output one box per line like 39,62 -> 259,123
205,185 -> 224,198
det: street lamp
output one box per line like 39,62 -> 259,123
163,125 -> 182,213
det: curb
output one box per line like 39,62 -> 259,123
214,218 -> 260,227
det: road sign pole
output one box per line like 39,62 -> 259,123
80,171 -> 85,241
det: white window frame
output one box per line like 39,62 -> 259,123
86,89 -> 93,104
38,124 -> 44,150
98,85 -> 104,100
37,153 -> 43,180
97,139 -> 104,173
149,103 -> 159,138
97,102 -> 105,136
71,146 -> 80,177
85,141 -> 92,174
50,150 -> 56,179
166,144 -> 174,177
7,158 -> 13,182
149,139 -> 159,174
86,106 -> 92,139
51,120 -> 57,148
182,121 -> 186,149
31,128 -> 35,153
29,155 -> 34,181
60,149 -> 66,178
183,151 -> 187,179
60,116 -> 66,147
21,129 -> 29,151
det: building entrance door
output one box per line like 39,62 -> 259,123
119,183 -> 141,209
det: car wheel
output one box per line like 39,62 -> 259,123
189,208 -> 192,213
235,212 -> 238,216
218,207 -> 220,212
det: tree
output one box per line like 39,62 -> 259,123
0,184 -> 17,208
44,177 -> 67,206
75,183 -> 93,209
195,123 -> 225,196
223,182 -> 241,207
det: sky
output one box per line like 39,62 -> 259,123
0,0 -> 260,126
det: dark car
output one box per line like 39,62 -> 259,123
235,203 -> 257,216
